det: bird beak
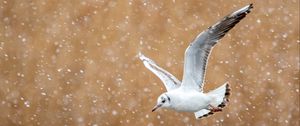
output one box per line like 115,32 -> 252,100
152,104 -> 162,112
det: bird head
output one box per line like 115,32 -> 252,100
152,93 -> 171,112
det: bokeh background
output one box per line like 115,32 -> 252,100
0,0 -> 299,126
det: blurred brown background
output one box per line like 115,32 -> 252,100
0,0 -> 299,126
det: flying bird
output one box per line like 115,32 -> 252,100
139,4 -> 253,119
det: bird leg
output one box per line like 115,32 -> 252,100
208,104 -> 222,112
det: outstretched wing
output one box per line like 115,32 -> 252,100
139,53 -> 181,91
181,4 -> 253,91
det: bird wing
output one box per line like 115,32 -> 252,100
139,53 -> 181,91
181,4 -> 253,91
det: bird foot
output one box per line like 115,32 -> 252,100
208,104 -> 222,112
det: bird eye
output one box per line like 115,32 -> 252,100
162,99 -> 166,103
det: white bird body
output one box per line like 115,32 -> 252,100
166,88 -> 211,112
139,4 -> 253,119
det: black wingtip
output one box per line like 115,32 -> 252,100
197,111 -> 215,119
249,3 -> 253,8
248,3 -> 254,12
244,3 -> 254,13
237,3 -> 254,15
246,3 -> 254,13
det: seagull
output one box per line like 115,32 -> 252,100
139,4 -> 253,119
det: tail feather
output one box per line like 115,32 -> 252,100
195,82 -> 230,119
207,82 -> 230,108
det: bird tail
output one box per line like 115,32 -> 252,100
207,82 -> 230,108
194,82 -> 230,119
